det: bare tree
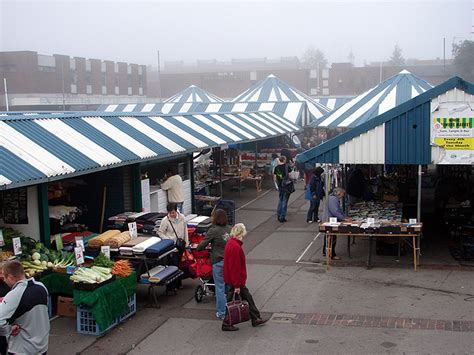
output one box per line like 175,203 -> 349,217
452,40 -> 474,82
301,47 -> 328,69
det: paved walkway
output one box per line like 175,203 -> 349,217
48,182 -> 474,354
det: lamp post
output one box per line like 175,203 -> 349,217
3,78 -> 9,111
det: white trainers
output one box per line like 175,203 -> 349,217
307,221 -> 313,224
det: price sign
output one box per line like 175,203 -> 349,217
13,237 -> 22,256
329,217 -> 338,224
75,237 -> 85,252
128,222 -> 138,240
409,218 -> 417,225
101,246 -> 110,259
0,230 -> 4,247
367,218 -> 375,225
55,234 -> 63,251
74,246 -> 84,265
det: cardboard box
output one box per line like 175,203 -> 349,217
57,296 -> 76,318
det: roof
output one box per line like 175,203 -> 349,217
309,70 -> 433,128
297,76 -> 474,165
97,101 -> 307,125
232,74 -> 330,122
0,111 -> 301,189
164,85 -> 223,103
313,96 -> 356,111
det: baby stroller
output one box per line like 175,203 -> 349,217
186,231 -> 215,302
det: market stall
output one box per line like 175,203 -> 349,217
297,76 -> 474,266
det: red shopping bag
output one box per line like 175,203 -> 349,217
224,293 -> 250,326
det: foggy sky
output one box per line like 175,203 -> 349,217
1,0 -> 472,68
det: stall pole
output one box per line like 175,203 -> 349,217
219,147 -> 223,198
37,184 -> 51,248
417,165 -> 422,221
254,141 -> 258,174
99,186 -> 107,233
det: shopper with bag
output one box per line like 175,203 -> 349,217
196,209 -> 231,321
158,202 -> 189,289
305,167 -> 325,223
222,223 -> 268,331
274,156 -> 293,223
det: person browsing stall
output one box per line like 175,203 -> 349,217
306,167 -> 325,224
158,203 -> 189,289
0,261 -> 50,355
274,156 -> 291,223
323,187 -> 352,260
195,209 -> 231,321
222,223 -> 268,331
161,167 -> 185,214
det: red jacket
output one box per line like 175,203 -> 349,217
223,238 -> 247,288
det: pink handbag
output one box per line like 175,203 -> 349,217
224,293 -> 250,326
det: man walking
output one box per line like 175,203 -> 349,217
274,156 -> 291,222
0,260 -> 49,354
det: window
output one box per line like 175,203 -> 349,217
115,86 -> 120,95
102,86 -> 107,94
86,72 -> 92,85
138,76 -> 143,87
101,73 -> 107,86
322,88 -> 329,95
322,69 -> 329,79
323,80 -> 329,87
139,87 -> 143,95
250,71 -> 257,81
85,60 -> 91,72
86,85 -> 92,94
310,69 -> 318,79
114,63 -> 119,73
70,58 -> 76,70
114,76 -> 119,87
127,65 -> 132,74
128,87 -> 132,95
71,84 -> 77,94
310,88 -> 318,95
101,62 -> 106,72
70,70 -> 77,85
138,66 -> 143,75
127,74 -> 132,86
0,64 -> 16,72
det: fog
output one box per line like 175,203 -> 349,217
0,0 -> 472,67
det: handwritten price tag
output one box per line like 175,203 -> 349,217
409,218 -> 417,224
74,247 -> 84,265
367,218 -> 375,224
329,217 -> 338,224
75,237 -> 85,252
101,246 -> 110,259
13,238 -> 22,256
128,222 -> 138,240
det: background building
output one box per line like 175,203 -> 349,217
0,51 -> 147,111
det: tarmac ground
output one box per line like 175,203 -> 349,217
48,179 -> 474,354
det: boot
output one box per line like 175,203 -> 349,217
222,324 -> 239,331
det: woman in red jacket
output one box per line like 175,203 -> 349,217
222,223 -> 268,331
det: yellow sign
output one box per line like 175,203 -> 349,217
433,117 -> 473,151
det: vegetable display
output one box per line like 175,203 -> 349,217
70,266 -> 113,284
112,259 -> 133,277
92,252 -> 115,268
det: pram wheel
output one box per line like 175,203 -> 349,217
195,284 -> 204,302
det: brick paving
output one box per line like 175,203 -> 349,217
275,312 -> 474,332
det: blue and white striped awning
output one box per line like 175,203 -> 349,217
232,74 -> 330,122
97,101 -> 307,125
0,111 -> 301,189
310,70 -> 433,128
313,96 -> 356,111
164,85 -> 223,103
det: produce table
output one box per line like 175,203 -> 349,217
73,272 -> 136,331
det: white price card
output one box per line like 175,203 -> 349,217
74,246 -> 84,265
367,218 -> 375,224
329,217 -> 338,224
101,246 -> 110,259
0,230 -> 4,247
75,237 -> 85,252
409,218 -> 417,224
13,237 -> 22,256
128,222 -> 138,240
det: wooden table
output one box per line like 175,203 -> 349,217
323,232 -> 421,271
223,173 -> 263,194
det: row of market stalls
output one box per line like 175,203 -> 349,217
297,76 -> 474,264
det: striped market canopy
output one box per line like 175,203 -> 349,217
164,85 -> 223,103
313,96 -> 356,111
232,74 -> 330,122
97,101 -> 307,125
310,70 -> 433,128
0,111 -> 301,189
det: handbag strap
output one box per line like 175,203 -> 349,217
169,217 -> 180,240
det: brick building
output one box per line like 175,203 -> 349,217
0,51 -> 147,111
